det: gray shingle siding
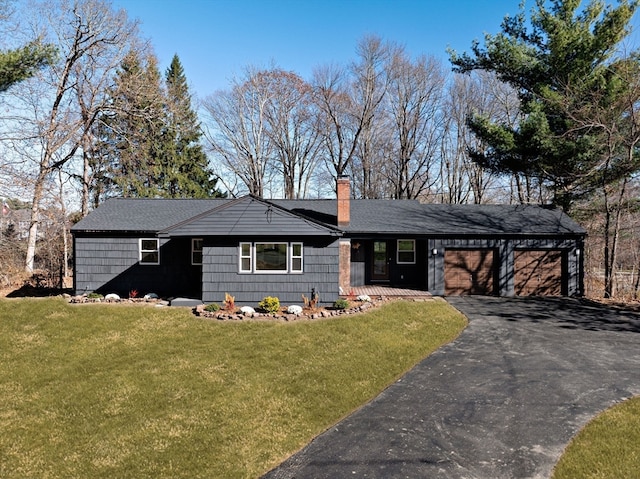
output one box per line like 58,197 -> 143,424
74,235 -> 201,297
201,237 -> 340,306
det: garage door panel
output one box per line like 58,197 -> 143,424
515,250 -> 563,296
445,249 -> 496,295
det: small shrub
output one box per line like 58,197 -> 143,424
259,296 -> 280,313
129,289 -> 139,299
87,292 -> 103,299
333,298 -> 349,310
204,303 -> 221,312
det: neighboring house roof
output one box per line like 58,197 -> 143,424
71,196 -> 586,237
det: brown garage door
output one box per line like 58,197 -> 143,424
514,250 -> 563,296
445,249 -> 496,295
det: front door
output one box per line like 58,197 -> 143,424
372,241 -> 390,281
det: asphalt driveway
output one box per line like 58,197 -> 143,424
263,296 -> 640,479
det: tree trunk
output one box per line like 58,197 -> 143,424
25,170 -> 48,273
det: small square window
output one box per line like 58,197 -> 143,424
397,239 -> 416,264
140,238 -> 159,265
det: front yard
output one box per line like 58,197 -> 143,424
0,298 -> 466,478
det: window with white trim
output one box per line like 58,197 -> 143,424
192,238 -> 203,265
139,238 -> 159,265
256,243 -> 287,272
290,242 -> 303,273
239,242 -> 304,274
397,239 -> 416,264
239,242 -> 252,272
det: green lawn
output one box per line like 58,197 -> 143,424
552,396 -> 640,479
0,298 -> 466,479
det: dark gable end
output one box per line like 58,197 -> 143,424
161,195 -> 342,237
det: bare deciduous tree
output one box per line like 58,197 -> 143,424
259,69 -> 321,199
202,67 -> 274,197
385,52 -> 445,200
440,71 -> 518,204
5,0 -> 138,273
313,35 -> 392,190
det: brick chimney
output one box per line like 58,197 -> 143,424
337,175 -> 350,227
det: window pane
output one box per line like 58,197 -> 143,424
241,257 -> 251,271
256,243 -> 287,271
241,243 -> 251,256
398,251 -> 414,263
292,257 -> 302,272
398,240 -> 414,251
141,251 -> 158,263
292,243 -> 302,256
141,239 -> 157,251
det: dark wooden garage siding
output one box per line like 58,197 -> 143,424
444,249 -> 496,295
514,250 -> 564,296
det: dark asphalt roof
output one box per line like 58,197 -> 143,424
71,196 -> 586,236
276,199 -> 586,236
71,198 -> 230,232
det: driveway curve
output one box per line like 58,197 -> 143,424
263,296 -> 640,479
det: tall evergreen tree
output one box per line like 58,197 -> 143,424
449,0 -> 639,212
98,50 -> 166,198
163,54 -> 223,198
95,52 -> 224,199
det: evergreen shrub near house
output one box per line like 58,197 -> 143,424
258,296 -> 280,313
204,302 -> 221,312
333,298 -> 349,310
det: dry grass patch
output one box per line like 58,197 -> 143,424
0,298 -> 466,478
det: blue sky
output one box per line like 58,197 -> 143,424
112,0 -> 640,100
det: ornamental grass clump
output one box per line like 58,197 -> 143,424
259,296 -> 280,313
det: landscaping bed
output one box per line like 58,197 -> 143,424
194,297 -> 380,321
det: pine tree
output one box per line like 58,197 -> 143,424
163,54 -> 224,198
449,0 -> 639,212
99,50 -> 166,198
0,41 -> 56,93
95,52 -> 225,199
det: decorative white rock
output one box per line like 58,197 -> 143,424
240,306 -> 255,314
357,294 -> 371,302
105,293 -> 120,300
287,305 -> 303,315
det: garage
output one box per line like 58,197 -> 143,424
514,250 -> 564,296
445,249 -> 496,295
